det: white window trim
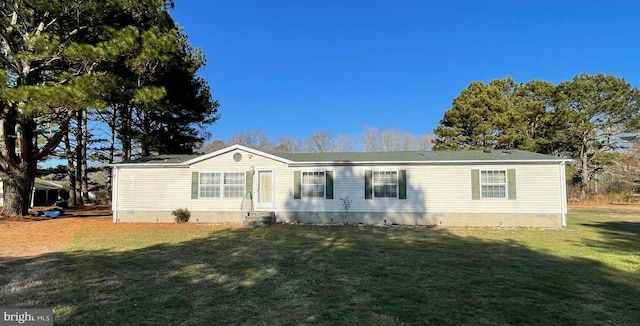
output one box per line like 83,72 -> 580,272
480,170 -> 507,200
301,171 -> 326,199
372,170 -> 399,199
199,171 -> 246,199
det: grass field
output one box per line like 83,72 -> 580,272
1,207 -> 639,325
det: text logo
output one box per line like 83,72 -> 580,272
0,309 -> 52,326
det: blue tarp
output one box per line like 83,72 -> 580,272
33,208 -> 64,218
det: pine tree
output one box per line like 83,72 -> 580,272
1,0 -> 126,215
0,0 -> 214,215
553,73 -> 640,198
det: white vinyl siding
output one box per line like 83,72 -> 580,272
422,165 -> 560,214
373,171 -> 397,198
302,171 -> 325,198
481,170 -> 506,199
273,164 -> 562,215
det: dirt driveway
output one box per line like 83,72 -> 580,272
0,206 -> 239,258
0,206 -> 115,257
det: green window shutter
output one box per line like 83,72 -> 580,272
293,170 -> 301,199
191,172 -> 199,199
364,170 -> 372,199
245,171 -> 253,197
507,169 -> 517,200
471,170 -> 480,200
325,171 -> 334,199
398,170 -> 407,199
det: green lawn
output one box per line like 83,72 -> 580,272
2,207 -> 639,325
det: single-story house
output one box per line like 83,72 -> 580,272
0,178 -> 64,207
111,144 -> 570,227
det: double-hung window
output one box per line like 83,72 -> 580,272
372,171 -> 398,198
199,172 -> 245,198
480,170 -> 507,199
200,173 -> 221,198
223,172 -> 245,198
302,171 -> 325,198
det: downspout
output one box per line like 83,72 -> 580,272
112,166 -> 118,223
560,161 -> 567,228
30,182 -> 35,208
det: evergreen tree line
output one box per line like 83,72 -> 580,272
432,74 -> 640,198
1,0 -> 219,215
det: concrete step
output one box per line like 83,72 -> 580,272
242,212 -> 275,227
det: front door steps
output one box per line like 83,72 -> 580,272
242,211 -> 275,227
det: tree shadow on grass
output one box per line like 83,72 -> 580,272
579,221 -> 640,254
1,225 -> 639,325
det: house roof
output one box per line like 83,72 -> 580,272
127,154 -> 202,164
115,145 -> 569,167
114,145 -> 292,167
0,178 -> 64,190
275,149 -> 568,163
34,178 -> 65,190
184,145 -> 291,165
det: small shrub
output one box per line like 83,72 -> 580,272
339,196 -> 352,224
622,191 -> 637,203
172,208 -> 191,223
92,190 -> 110,204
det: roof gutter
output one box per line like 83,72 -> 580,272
560,161 -> 568,228
110,163 -> 190,168
287,159 -> 572,167
112,165 -> 119,223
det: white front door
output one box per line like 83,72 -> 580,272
256,169 -> 274,209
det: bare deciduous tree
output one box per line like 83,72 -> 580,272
334,134 -> 360,152
303,131 -> 335,153
362,127 -> 383,152
362,127 -> 433,152
274,136 -> 302,153
227,128 -> 273,151
199,140 -> 226,154
200,127 -> 433,154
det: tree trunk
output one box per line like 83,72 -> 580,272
1,164 -> 35,216
141,108 -> 151,157
119,105 -> 132,162
1,99 -> 73,216
0,113 -> 41,216
64,132 -> 77,206
580,139 -> 589,200
74,112 -> 84,206
107,110 -> 117,203
81,110 -> 89,203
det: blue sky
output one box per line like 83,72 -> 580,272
170,0 -> 640,143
